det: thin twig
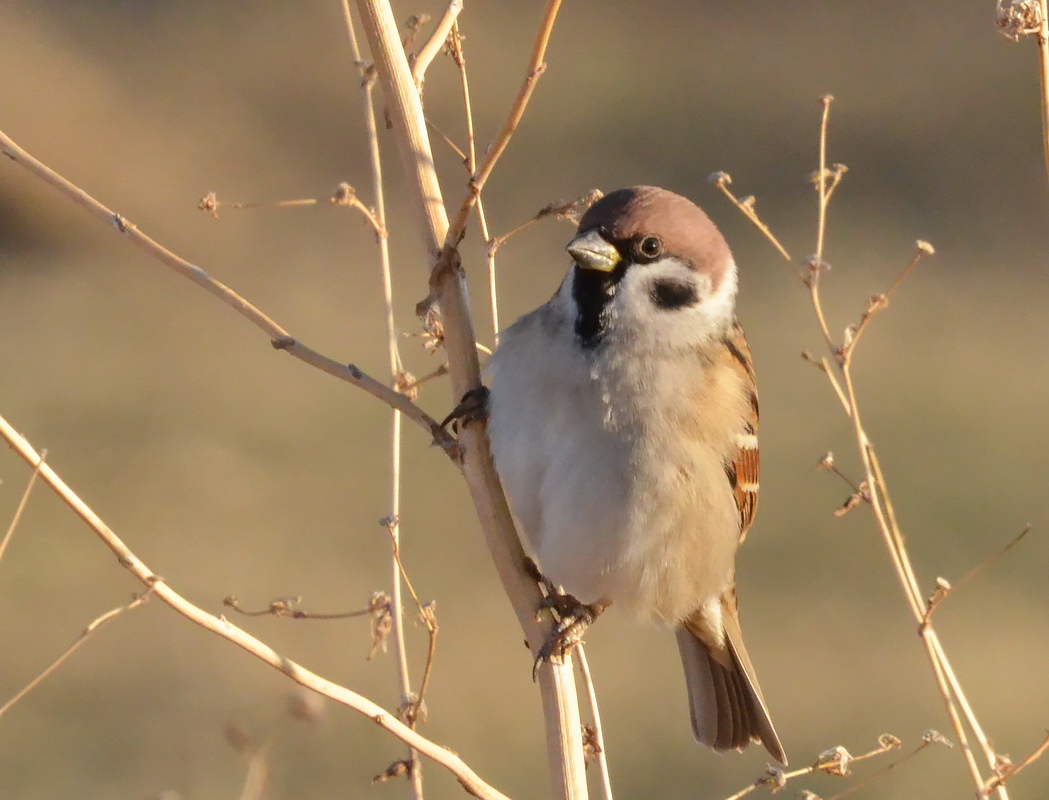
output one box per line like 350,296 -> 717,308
341,4 -> 424,795
816,99 -> 1004,795
411,0 -> 463,88
841,241 -> 934,365
352,4 -> 589,798
223,595 -> 382,620
488,192 -> 604,256
198,192 -> 318,217
427,118 -> 469,164
716,98 -> 1012,800
0,588 -> 154,717
0,448 -> 46,564
1039,0 -> 1049,187
403,362 -> 450,392
815,95 -> 833,261
823,740 -> 934,800
0,413 -> 510,800
447,22 -> 500,341
838,352 -> 990,794
982,730 -> 1049,796
923,524 -> 1032,624
441,0 -> 564,254
383,516 -> 438,729
723,735 -> 905,800
0,128 -> 458,462
330,182 -> 387,237
573,647 -> 613,800
708,173 -> 793,262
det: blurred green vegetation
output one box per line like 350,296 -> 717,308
1,1 -> 1048,798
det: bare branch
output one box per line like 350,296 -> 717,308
0,448 -> 46,564
573,647 -> 613,800
717,99 -> 1016,800
840,241 -> 935,365
922,524 -> 1032,624
223,593 -> 386,621
352,3 -> 588,797
0,413 -> 510,800
441,0 -> 565,254
411,0 -> 464,88
0,128 -> 459,462
708,172 -> 793,263
981,730 -> 1049,796
723,734 -> 906,800
0,589 -> 154,718
198,191 -> 319,217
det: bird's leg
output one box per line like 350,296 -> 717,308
440,386 -> 490,431
525,557 -> 610,678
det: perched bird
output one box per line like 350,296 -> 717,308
486,186 -> 785,763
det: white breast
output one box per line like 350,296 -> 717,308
487,285 -> 741,624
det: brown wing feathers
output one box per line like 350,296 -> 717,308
721,321 -> 760,540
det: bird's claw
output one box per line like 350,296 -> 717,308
527,561 -> 608,679
440,386 -> 490,432
532,601 -> 602,680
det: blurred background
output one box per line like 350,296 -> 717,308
2,1 -> 1048,798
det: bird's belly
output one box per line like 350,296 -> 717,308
500,422 -> 736,625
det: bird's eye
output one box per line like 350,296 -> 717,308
636,236 -> 663,260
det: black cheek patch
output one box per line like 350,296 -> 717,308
650,278 -> 698,309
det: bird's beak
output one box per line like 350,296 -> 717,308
567,229 -> 621,272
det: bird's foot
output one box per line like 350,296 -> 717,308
527,558 -> 609,679
440,386 -> 490,432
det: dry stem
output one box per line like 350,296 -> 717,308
411,0 -> 463,88
0,128 -> 458,462
340,4 -> 425,794
0,412 -> 509,800
922,524 -> 1031,624
715,97 -> 1023,800
352,2 -> 588,798
440,0 -> 563,255
222,593 -> 385,621
1040,0 -> 1049,187
982,730 -> 1049,795
447,22 -> 500,340
723,734 -> 909,800
0,448 -> 46,564
572,647 -> 613,800
0,588 -> 154,718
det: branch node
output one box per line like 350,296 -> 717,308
996,0 -> 1045,40
707,170 -> 732,187
816,745 -> 853,776
199,191 -> 219,218
922,729 -> 955,748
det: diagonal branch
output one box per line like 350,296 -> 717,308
442,0 -> 563,254
0,589 -> 154,718
411,0 -> 464,88
0,128 -> 458,462
0,412 -> 509,800
352,3 -> 588,799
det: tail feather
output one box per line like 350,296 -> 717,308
676,600 -> 786,764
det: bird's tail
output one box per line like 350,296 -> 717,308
675,595 -> 786,764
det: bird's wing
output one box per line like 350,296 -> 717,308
720,320 -> 760,542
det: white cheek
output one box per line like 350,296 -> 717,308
609,257 -> 737,351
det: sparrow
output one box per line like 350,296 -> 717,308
485,186 -> 785,763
